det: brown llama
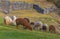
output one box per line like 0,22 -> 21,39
49,25 -> 56,33
16,18 -> 33,31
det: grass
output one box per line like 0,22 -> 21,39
0,30 -> 60,39
0,23 -> 60,39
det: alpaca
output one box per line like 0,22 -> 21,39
4,15 -> 12,25
49,25 -> 56,33
30,22 -> 35,28
16,18 -> 33,31
42,24 -> 48,31
30,22 -> 35,25
33,21 -> 43,30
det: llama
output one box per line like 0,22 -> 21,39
16,18 -> 33,31
42,24 -> 48,31
4,15 -> 12,25
33,21 -> 43,30
49,25 -> 56,33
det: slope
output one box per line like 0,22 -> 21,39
0,18 -> 60,39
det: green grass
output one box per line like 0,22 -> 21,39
0,30 -> 60,39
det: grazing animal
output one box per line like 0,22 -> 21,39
42,24 -> 48,31
11,16 -> 17,26
16,18 -> 33,31
49,25 -> 56,33
30,22 -> 35,25
4,15 -> 12,25
30,22 -> 35,28
33,21 -> 43,30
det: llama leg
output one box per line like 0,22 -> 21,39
16,25 -> 19,29
4,19 -> 6,24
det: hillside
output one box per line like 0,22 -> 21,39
0,0 -> 60,30
0,10 -> 58,25
0,18 -> 60,39
0,0 -> 60,39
